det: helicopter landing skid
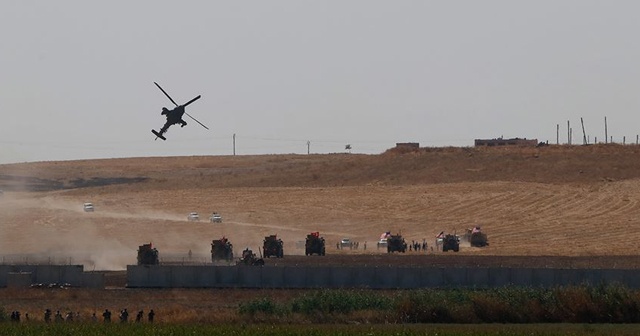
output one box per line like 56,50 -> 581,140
152,130 -> 166,141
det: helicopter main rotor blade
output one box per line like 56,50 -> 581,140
154,82 -> 178,106
182,95 -> 201,108
185,112 -> 209,130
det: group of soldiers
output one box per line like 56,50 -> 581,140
37,308 -> 155,323
101,308 -> 154,323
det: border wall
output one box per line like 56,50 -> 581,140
0,265 -> 104,289
127,265 -> 640,288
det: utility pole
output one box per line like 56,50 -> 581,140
604,116 -> 608,144
556,124 -> 559,145
567,120 -> 570,144
233,133 -> 236,156
581,117 -> 587,145
307,140 -> 310,155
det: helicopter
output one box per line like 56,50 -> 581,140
152,82 -> 209,140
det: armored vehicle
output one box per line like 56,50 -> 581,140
442,234 -> 460,252
263,235 -> 284,258
305,232 -> 326,256
211,237 -> 233,261
137,243 -> 159,265
465,226 -> 489,247
386,234 -> 407,253
237,248 -> 265,266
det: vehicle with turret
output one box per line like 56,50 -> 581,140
305,232 -> 325,256
263,235 -> 284,258
211,237 -> 233,261
386,234 -> 407,253
237,248 -> 265,266
442,234 -> 460,252
464,226 -> 489,247
137,243 -> 159,265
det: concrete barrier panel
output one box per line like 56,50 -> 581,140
171,266 -> 198,288
193,266 -> 216,287
215,266 -> 238,287
510,268 -> 533,286
306,267 -> 331,288
126,265 -> 148,287
397,268 -> 422,289
601,269 -> 626,285
238,267 -> 262,288
283,267 -> 307,288
555,268 -> 582,286
261,267 -> 285,288
531,268 -> 556,287
622,270 -> 640,288
330,267 -> 354,288
352,267 -> 377,288
442,268 -> 467,287
420,268 -> 443,287
466,268 -> 490,288
373,267 -> 398,289
7,272 -> 33,288
488,268 -> 511,287
146,266 -> 172,287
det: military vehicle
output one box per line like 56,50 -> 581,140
137,243 -> 159,265
442,234 -> 460,252
386,234 -> 407,253
263,235 -> 284,258
305,232 -> 325,256
211,237 -> 233,261
237,248 -> 265,266
464,226 -> 489,247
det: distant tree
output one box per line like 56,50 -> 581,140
345,144 -> 352,153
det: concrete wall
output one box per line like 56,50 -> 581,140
0,265 -> 103,288
126,265 -> 640,289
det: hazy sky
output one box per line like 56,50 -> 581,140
2,1 -> 640,163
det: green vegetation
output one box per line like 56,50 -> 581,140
238,284 -> 640,324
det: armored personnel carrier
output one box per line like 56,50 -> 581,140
211,237 -> 233,261
386,234 -> 407,253
263,235 -> 284,258
305,232 -> 325,256
137,243 -> 159,265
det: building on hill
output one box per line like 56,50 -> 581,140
395,142 -> 419,149
474,137 -> 537,147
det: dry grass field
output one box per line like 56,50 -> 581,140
3,144 -> 640,323
2,144 -> 640,270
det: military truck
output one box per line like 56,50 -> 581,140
211,237 -> 234,261
305,232 -> 325,256
464,226 -> 489,247
442,234 -> 460,252
386,234 -> 407,253
237,248 -> 265,266
263,235 -> 284,258
137,243 -> 159,265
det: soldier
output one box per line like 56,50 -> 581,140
55,310 -> 64,323
44,309 -> 52,323
102,309 -> 111,323
148,309 -> 155,323
119,308 -> 129,323
135,310 -> 143,323
65,311 -> 73,322
91,312 -> 98,322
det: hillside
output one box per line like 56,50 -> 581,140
2,144 -> 640,270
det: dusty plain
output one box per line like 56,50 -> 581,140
1,144 -> 640,322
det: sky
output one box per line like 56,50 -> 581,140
2,1 -> 640,164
